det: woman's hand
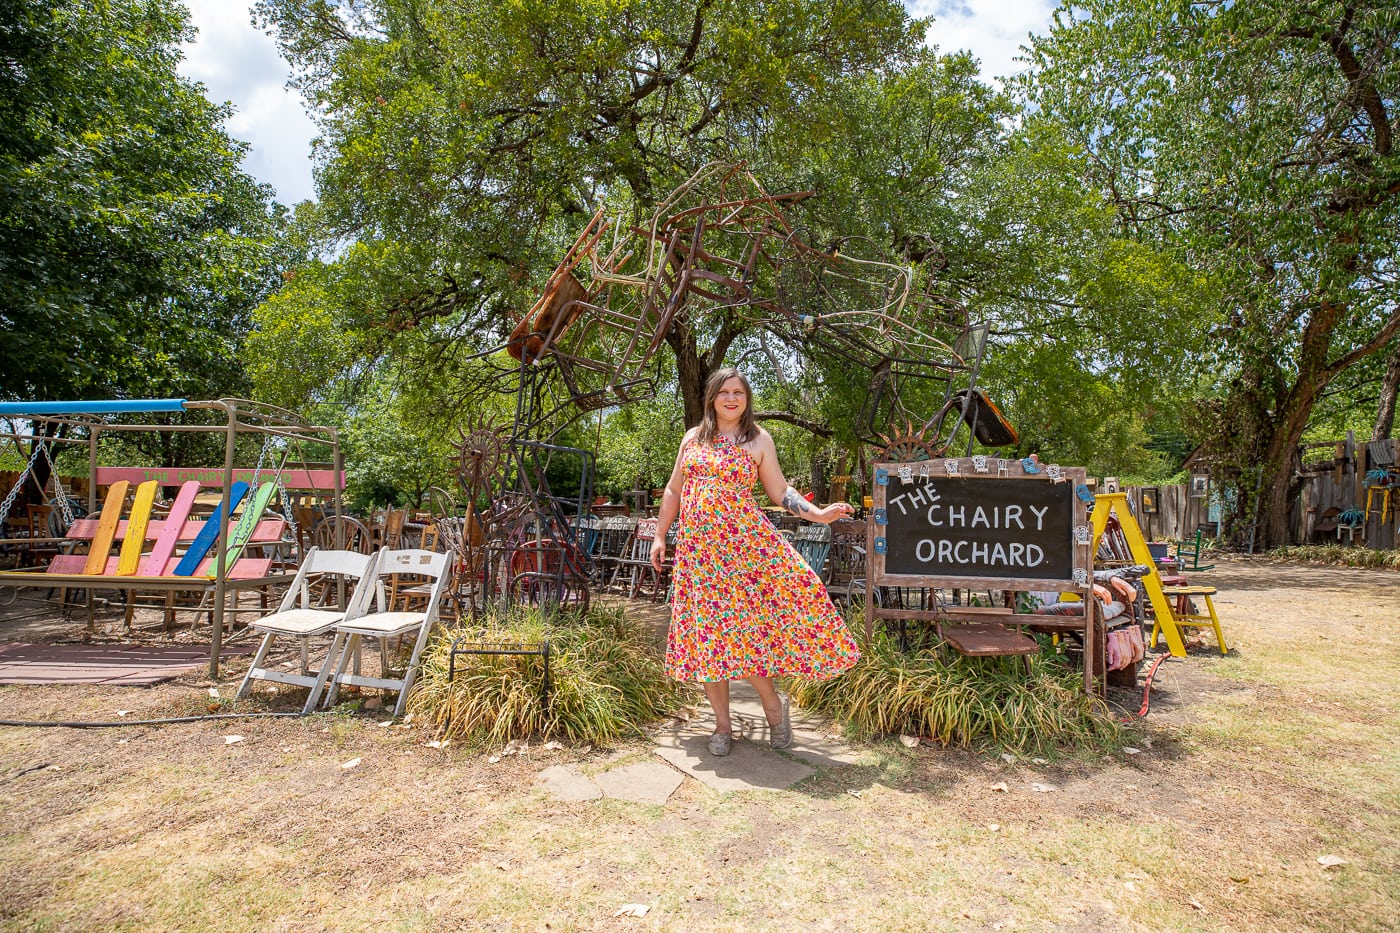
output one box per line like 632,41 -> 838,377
650,537 -> 667,572
810,502 -> 855,525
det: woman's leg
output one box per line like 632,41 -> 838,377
703,680 -> 732,734
746,675 -> 785,725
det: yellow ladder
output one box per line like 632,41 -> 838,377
1090,493 -> 1189,658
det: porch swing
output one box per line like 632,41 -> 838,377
0,398 -> 344,676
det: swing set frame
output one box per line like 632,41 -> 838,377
0,398 -> 344,677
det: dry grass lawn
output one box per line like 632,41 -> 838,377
1,558 -> 1396,931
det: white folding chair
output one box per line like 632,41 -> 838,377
317,548 -> 451,718
236,547 -> 379,714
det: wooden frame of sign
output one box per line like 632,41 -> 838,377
865,458 -> 1101,694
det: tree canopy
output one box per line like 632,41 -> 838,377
0,0 -> 290,408
1022,0 -> 1400,545
250,0 -> 1200,504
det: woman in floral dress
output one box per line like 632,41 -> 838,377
650,368 -> 860,755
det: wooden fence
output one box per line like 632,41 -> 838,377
1117,483 -> 1212,544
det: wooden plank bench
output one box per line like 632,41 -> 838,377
44,482 -> 285,580
0,480 -> 292,627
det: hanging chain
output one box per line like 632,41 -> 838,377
0,446 -> 39,527
252,434 -> 272,483
36,442 -> 74,526
274,449 -> 296,530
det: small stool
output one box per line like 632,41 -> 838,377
1365,485 -> 1393,524
1154,585 -> 1228,655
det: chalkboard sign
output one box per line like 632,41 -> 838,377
869,459 -> 1091,591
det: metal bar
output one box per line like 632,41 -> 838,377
0,399 -> 186,415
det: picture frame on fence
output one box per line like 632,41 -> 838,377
1103,476 -> 1120,494
1191,474 -> 1210,498
1140,486 -> 1159,514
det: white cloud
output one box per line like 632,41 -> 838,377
905,0 -> 1058,83
178,0 -> 317,206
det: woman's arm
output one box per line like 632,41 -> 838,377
650,428 -> 696,571
751,430 -> 854,525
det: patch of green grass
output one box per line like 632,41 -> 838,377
790,623 -> 1124,755
408,603 -> 691,747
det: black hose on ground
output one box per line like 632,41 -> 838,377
0,712 -> 303,728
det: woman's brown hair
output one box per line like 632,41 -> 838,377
695,368 -> 758,446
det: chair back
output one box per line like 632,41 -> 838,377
381,508 -> 408,548
793,523 -> 832,579
571,514 -> 601,556
595,516 -> 637,560
359,548 -> 451,623
312,514 -> 374,554
628,518 -> 659,559
279,546 -> 377,613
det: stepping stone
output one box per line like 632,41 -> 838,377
537,765 -> 602,802
653,732 -> 815,792
594,760 -> 685,804
664,681 -> 869,771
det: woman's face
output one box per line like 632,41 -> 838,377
713,377 -> 748,421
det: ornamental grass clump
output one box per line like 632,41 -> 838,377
789,621 -> 1123,756
408,604 -> 689,747
1267,544 -> 1400,570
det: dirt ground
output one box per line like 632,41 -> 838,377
0,558 -> 1397,932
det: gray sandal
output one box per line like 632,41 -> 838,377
769,696 -> 792,749
707,731 -> 733,756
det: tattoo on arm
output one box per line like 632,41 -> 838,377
782,487 -> 814,518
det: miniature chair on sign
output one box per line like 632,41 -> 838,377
236,547 -> 379,715
317,548 -> 451,718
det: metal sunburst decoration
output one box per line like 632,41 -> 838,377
876,421 -> 936,463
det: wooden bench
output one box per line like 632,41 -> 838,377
40,480 -> 286,581
0,480 -> 291,625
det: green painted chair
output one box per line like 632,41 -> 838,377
1175,528 -> 1215,572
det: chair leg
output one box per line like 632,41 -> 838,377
393,623 -> 438,719
324,632 -> 362,709
305,632 -> 349,715
237,632 -> 276,700
1204,596 -> 1229,655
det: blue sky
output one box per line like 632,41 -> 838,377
178,1 -> 1059,207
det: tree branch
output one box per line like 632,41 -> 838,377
1327,309 -> 1400,376
753,410 -> 833,438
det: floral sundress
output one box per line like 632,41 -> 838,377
665,435 -> 861,682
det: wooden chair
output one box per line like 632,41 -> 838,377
826,519 -> 870,607
612,518 -> 666,599
1175,528 -> 1215,571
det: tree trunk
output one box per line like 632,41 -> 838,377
665,312 -> 743,428
1372,343 -> 1400,441
1252,302 -> 1341,549
671,334 -> 709,428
